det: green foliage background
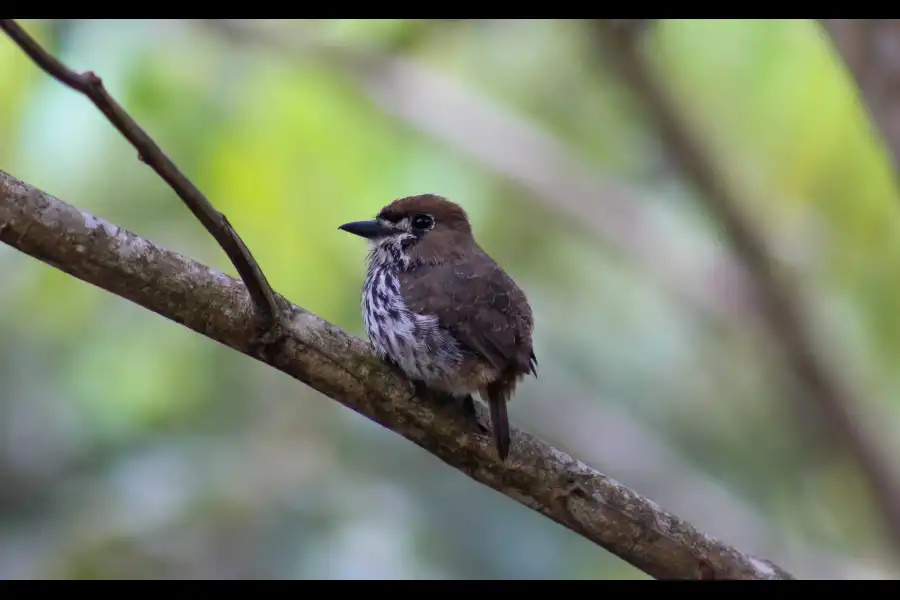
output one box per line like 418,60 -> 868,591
1,19 -> 897,579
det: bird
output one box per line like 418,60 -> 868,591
338,194 -> 536,461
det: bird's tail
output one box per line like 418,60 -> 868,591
486,382 -> 511,461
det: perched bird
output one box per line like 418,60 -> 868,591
339,194 -> 536,461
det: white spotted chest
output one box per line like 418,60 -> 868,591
362,265 -> 461,385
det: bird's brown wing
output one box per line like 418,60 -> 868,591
399,253 -> 536,377
401,253 -> 535,461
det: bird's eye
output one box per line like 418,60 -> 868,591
411,214 -> 434,230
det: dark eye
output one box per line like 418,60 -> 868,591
411,214 -> 434,230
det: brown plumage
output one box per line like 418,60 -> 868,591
339,194 -> 537,460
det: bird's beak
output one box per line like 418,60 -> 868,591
338,220 -> 393,239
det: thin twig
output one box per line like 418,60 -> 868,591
0,168 -> 794,580
0,19 -> 281,324
595,19 -> 900,556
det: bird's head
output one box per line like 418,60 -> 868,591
339,194 -> 475,269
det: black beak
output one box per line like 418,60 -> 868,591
338,220 -> 392,239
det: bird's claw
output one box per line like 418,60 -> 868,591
462,395 -> 490,434
411,386 -> 489,434
401,375 -> 488,435
412,379 -> 430,401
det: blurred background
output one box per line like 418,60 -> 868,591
1,19 -> 899,579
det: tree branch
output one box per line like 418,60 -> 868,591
0,18 -> 281,324
596,20 -> 900,557
0,169 -> 792,580
821,19 -> 900,174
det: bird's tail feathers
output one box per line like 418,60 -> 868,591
486,383 -> 511,461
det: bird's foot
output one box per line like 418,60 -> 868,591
383,357 -> 418,397
410,384 -> 489,435
411,379 -> 431,401
461,394 -> 491,434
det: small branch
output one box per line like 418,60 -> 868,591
595,20 -> 900,556
821,19 -> 900,174
0,19 -> 281,324
0,169 -> 792,580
